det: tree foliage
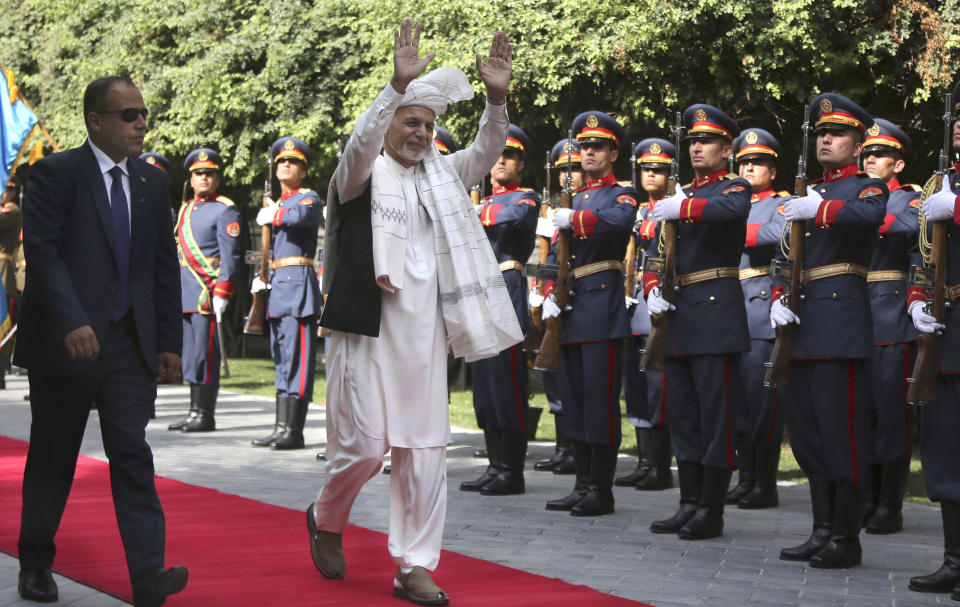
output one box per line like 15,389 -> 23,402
2,0 -> 959,199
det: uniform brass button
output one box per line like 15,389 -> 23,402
894,290 -> 900,295
832,292 -> 838,299
805,232 -> 812,238
709,295 -> 716,301
761,290 -> 767,296
584,194 -> 590,199
600,283 -> 606,289
820,189 -> 827,194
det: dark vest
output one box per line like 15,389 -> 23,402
318,182 -> 382,337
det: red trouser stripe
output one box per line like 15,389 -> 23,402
298,320 -> 307,399
725,355 -> 733,470
509,346 -> 525,433
606,341 -> 616,446
902,344 -> 912,463
658,372 -> 667,425
847,360 -> 859,487
204,319 -> 215,385
764,389 -> 778,444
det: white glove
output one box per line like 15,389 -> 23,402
251,276 -> 270,293
769,298 -> 800,327
646,286 -> 675,316
475,204 -> 484,215
542,295 -> 562,319
909,300 -> 945,334
212,295 -> 229,319
783,187 -> 823,221
552,208 -> 573,229
536,216 -> 555,238
922,177 -> 957,221
528,292 -> 544,308
649,188 -> 685,221
256,206 -> 278,226
625,295 -> 639,309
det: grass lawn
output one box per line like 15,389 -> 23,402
223,357 -> 933,506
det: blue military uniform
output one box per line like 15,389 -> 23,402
433,126 -> 457,155
775,93 -> 887,568
857,119 -> 921,534
645,104 -> 751,540
618,138 -> 673,490
171,148 -> 240,432
463,124 -> 539,495
545,112 -> 639,517
726,128 -> 788,508
253,137 -> 322,450
140,152 -> 172,174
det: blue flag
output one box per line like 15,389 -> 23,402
0,67 -> 38,186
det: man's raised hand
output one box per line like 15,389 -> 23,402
391,19 -> 435,94
476,31 -> 513,103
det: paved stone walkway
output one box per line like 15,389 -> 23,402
0,374 -> 953,606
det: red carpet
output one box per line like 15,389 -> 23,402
0,436 -> 650,606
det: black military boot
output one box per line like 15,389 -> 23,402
252,395 -> 287,447
272,397 -> 307,450
535,413 -> 567,471
181,384 -> 216,432
571,445 -> 617,517
865,460 -> 909,534
679,466 -> 732,540
651,461 -> 702,534
461,428 -> 500,491
615,427 -> 650,487
168,384 -> 200,431
636,426 -> 673,491
546,442 -> 590,511
861,463 -> 882,526
910,500 -> 960,592
726,439 -> 755,504
739,440 -> 780,509
481,431 -> 526,495
552,415 -> 576,475
810,483 -> 864,569
780,478 -> 835,560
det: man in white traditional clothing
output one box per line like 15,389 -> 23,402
308,20 -> 521,606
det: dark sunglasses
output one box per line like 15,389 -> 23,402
97,107 -> 149,122
192,169 -> 217,177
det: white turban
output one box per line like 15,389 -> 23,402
397,66 -> 474,117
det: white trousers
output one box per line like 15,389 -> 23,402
313,409 -> 447,570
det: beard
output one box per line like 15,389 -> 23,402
385,135 -> 428,167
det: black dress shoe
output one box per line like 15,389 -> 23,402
809,537 -> 862,569
650,503 -> 698,534
132,566 -> 189,607
19,568 -> 58,603
459,466 -> 497,492
479,470 -> 525,496
570,488 -> 614,517
545,486 -> 588,511
779,528 -> 832,561
614,462 -> 650,487
678,508 -> 724,540
909,561 -> 960,593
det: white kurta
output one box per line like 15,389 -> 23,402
327,154 -> 449,447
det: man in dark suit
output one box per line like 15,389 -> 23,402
15,76 -> 187,607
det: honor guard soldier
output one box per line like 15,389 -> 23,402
531,139 -> 583,475
725,128 -> 788,509
772,93 -> 887,568
170,148 -> 240,432
461,124 -> 539,495
543,111 -> 640,516
433,126 -> 457,155
859,118 -> 920,534
140,152 -> 172,173
0,177 -> 22,386
907,80 -> 960,597
251,137 -> 322,450
645,104 -> 751,539
616,138 -> 674,491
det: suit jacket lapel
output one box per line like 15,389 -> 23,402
128,159 -> 149,269
80,141 -> 116,258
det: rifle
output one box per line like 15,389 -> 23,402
763,104 -> 812,388
534,131 -> 574,369
243,156 -> 272,335
624,141 -> 638,303
907,92 -> 953,404
523,151 -> 552,352
470,184 -> 481,207
640,113 -> 683,371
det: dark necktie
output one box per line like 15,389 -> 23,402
108,166 -> 130,320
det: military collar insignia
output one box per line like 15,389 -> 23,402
585,172 -> 618,190
492,181 -> 522,195
822,163 -> 859,182
751,189 -> 776,203
692,167 -> 728,189
194,191 -> 218,202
